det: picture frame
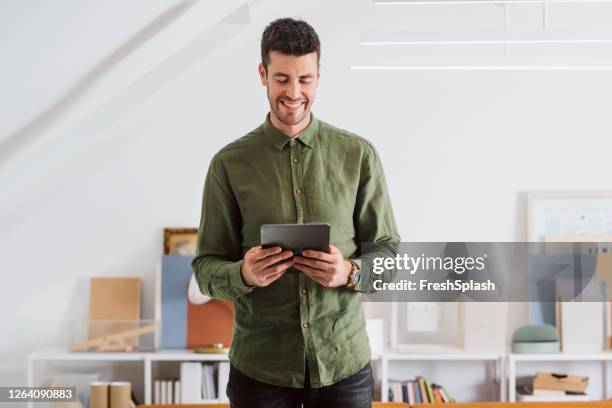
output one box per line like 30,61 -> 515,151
527,191 -> 612,242
526,191 -> 612,327
163,228 -> 198,255
390,301 -> 465,352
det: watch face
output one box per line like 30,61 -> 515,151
349,264 -> 360,286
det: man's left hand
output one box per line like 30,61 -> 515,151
294,245 -> 351,288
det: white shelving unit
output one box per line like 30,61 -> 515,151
508,352 -> 612,402
380,350 -> 505,402
27,348 -> 229,405
34,349 -> 612,404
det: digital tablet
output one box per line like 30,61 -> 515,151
261,223 -> 330,255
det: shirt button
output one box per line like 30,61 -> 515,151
302,288 -> 308,295
303,322 -> 309,329
289,139 -> 295,146
293,158 -> 299,164
295,188 -> 302,194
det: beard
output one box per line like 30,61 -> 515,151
269,95 -> 310,126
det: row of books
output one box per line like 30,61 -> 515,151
388,376 -> 456,404
516,371 -> 589,402
180,361 -> 230,403
153,379 -> 181,404
200,364 -> 217,400
154,362 -> 230,404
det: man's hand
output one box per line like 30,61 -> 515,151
294,244 -> 352,288
241,246 -> 294,287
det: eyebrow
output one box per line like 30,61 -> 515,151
272,73 -> 315,79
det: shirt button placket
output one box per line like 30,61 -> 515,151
290,140 -> 304,225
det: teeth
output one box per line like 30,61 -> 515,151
282,101 -> 302,108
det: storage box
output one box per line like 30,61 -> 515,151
533,372 -> 588,393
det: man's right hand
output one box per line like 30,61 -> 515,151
241,246 -> 294,287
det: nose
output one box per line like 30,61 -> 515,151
286,81 -> 301,100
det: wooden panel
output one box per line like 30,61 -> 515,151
88,277 -> 141,345
186,299 -> 233,348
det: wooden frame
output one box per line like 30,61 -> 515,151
163,228 -> 198,255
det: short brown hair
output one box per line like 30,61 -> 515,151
261,18 -> 320,69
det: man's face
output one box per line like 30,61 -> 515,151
259,51 -> 320,127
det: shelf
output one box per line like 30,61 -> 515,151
374,0 -> 612,4
507,352 -> 612,402
510,352 -> 612,361
384,350 -> 501,361
28,348 -> 148,361
380,350 -> 505,402
150,350 -> 229,361
27,348 -> 233,364
360,30 -> 612,45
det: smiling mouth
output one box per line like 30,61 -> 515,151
280,100 -> 305,111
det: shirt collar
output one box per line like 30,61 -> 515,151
263,112 -> 319,151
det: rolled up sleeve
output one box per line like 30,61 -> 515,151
350,144 -> 400,293
191,155 -> 254,300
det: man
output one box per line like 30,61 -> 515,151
192,18 -> 399,408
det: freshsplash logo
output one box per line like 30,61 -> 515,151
372,253 -> 488,276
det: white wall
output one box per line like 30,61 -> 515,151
2,0 -> 612,395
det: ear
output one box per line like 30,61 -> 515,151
258,63 -> 267,86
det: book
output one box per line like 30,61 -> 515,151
393,382 -> 403,403
518,394 -> 589,402
160,380 -> 167,404
180,362 -> 203,403
425,378 -> 434,403
166,379 -> 173,403
432,383 -> 448,403
556,278 -> 605,353
217,362 -> 230,403
395,376 -> 454,404
174,380 -> 181,404
417,377 -> 428,403
401,382 -> 408,403
533,388 -> 566,396
407,381 -> 416,404
441,385 -> 455,403
201,364 -> 216,399
433,387 -> 443,403
414,380 -> 422,403
154,380 -> 160,404
517,384 -> 588,401
388,381 -> 403,403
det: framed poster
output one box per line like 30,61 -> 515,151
390,301 -> 464,352
163,228 -> 198,255
527,191 -> 612,242
527,191 -> 612,326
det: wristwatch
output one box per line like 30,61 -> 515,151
346,260 -> 361,289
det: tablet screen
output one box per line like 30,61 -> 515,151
260,223 -> 330,255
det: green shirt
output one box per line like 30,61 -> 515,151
192,113 -> 400,388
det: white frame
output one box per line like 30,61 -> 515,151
527,191 -> 612,242
390,302 -> 465,352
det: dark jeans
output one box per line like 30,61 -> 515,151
227,362 -> 373,408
